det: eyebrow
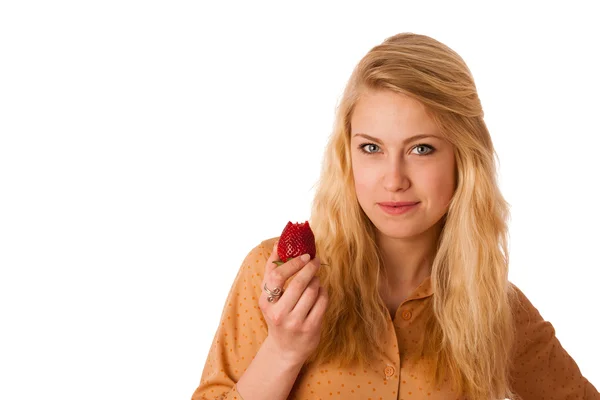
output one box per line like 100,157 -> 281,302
352,133 -> 442,144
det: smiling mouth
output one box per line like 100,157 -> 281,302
378,203 -> 420,215
378,201 -> 420,207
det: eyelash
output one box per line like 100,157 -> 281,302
357,143 -> 436,156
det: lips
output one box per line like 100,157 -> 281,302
379,202 -> 419,216
378,201 -> 420,207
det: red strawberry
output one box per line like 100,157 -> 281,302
273,221 -> 316,266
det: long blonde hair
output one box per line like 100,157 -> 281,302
306,33 -> 518,400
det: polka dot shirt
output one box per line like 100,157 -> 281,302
191,238 -> 599,399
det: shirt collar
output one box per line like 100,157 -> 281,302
406,275 -> 434,301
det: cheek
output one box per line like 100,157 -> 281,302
423,164 -> 456,204
352,171 -> 368,195
351,162 -> 375,198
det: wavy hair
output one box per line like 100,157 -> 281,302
306,33 -> 518,400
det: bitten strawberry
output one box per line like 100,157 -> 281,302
273,221 -> 316,266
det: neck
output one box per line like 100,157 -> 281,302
376,221 -> 443,288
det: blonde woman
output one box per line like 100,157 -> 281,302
191,33 -> 599,400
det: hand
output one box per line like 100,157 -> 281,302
258,241 -> 329,366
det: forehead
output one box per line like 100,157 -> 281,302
350,89 -> 440,141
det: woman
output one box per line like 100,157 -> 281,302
191,33 -> 599,400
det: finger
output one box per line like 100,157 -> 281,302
305,285 -> 329,327
276,254 -> 320,283
266,253 -> 316,291
274,258 -> 320,313
261,248 -> 314,309
264,241 -> 281,275
289,276 -> 321,321
260,242 -> 284,306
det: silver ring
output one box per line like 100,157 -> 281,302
264,283 -> 284,303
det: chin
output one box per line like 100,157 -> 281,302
375,217 -> 442,240
373,222 -> 426,240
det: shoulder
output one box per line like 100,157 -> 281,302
507,281 -> 547,328
234,236 -> 280,279
507,282 -> 532,313
218,236 -> 281,312
245,236 -> 279,263
507,281 -> 545,322
507,281 -> 556,357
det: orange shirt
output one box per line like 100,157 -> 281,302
191,238 -> 599,400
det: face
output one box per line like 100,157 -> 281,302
350,89 -> 456,240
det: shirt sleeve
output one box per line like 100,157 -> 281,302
509,283 -> 599,399
191,240 -> 272,400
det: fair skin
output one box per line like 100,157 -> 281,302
236,244 -> 328,400
233,89 -> 455,398
350,89 -> 456,313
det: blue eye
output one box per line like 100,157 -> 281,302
358,143 -> 381,154
412,144 -> 435,155
357,143 -> 436,156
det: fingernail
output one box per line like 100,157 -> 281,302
300,254 -> 310,262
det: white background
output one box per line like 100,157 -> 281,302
1,1 -> 598,399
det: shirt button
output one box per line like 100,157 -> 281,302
384,365 -> 395,377
401,310 -> 412,320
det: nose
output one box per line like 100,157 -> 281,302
383,158 -> 410,192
